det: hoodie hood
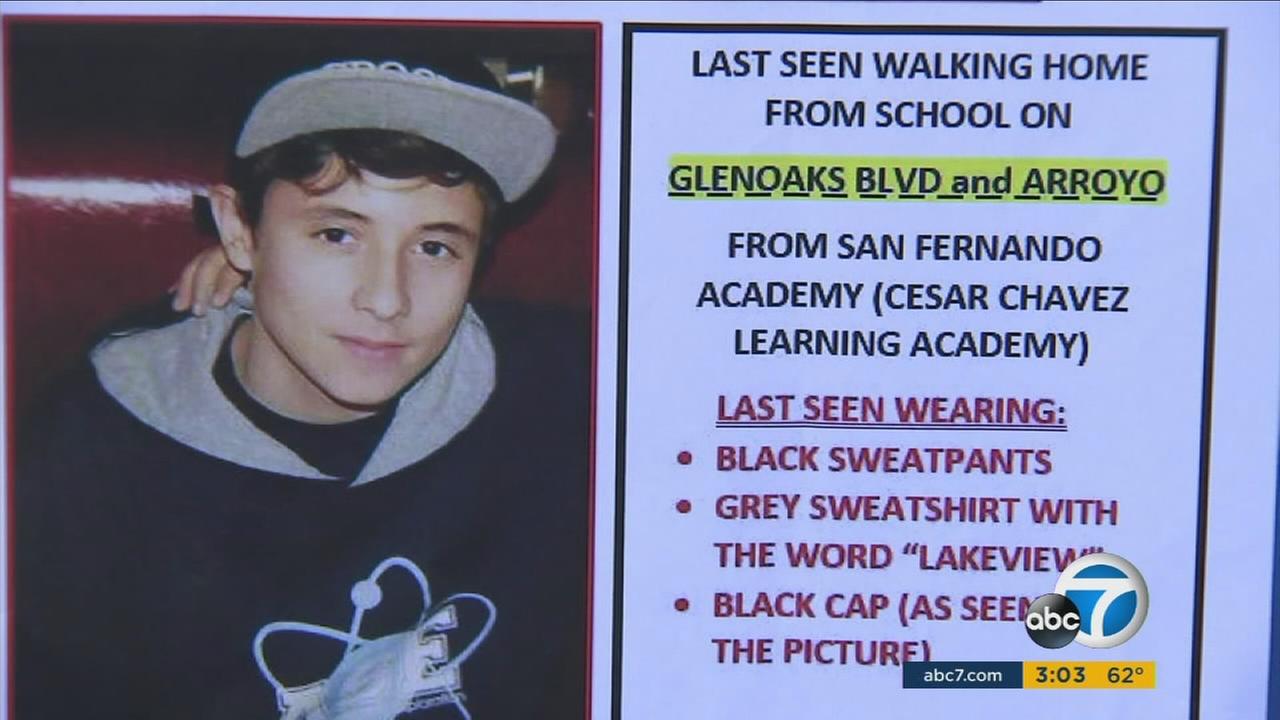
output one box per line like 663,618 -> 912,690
91,292 -> 495,485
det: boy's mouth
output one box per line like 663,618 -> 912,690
335,335 -> 409,362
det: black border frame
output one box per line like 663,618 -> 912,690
615,23 -> 1226,720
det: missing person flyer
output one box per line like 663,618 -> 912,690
1,3 -> 1278,720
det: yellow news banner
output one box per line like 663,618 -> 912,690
666,155 -> 1168,204
1024,661 -> 1156,689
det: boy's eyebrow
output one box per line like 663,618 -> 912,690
302,205 -> 370,222
420,221 -> 481,242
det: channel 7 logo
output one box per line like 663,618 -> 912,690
1025,552 -> 1148,649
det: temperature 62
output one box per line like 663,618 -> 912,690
1107,666 -> 1145,684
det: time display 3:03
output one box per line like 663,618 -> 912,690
1037,665 -> 1085,684
1023,661 -> 1156,689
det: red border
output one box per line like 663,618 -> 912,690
2,13 -> 602,720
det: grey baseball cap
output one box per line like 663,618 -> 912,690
235,60 -> 557,202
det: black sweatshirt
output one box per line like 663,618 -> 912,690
15,300 -> 590,719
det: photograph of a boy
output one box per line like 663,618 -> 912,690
9,20 -> 595,720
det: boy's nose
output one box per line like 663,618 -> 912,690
352,252 -> 410,320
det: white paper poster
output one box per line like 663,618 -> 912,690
618,24 -> 1224,718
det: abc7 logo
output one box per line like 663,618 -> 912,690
1025,552 -> 1148,649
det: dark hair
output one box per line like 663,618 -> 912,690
228,129 -> 502,239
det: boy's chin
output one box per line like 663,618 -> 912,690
325,387 -> 402,415
305,376 -> 410,420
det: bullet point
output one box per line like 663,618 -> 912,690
677,450 -> 693,465
676,499 -> 692,514
674,598 -> 690,612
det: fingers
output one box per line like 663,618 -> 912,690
171,247 -> 243,316
170,254 -> 200,312
211,263 -> 244,309
189,247 -> 233,316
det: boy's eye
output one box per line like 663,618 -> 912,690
417,240 -> 457,259
317,228 -> 355,245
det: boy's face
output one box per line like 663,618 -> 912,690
220,169 -> 485,422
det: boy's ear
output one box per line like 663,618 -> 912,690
208,185 -> 255,273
